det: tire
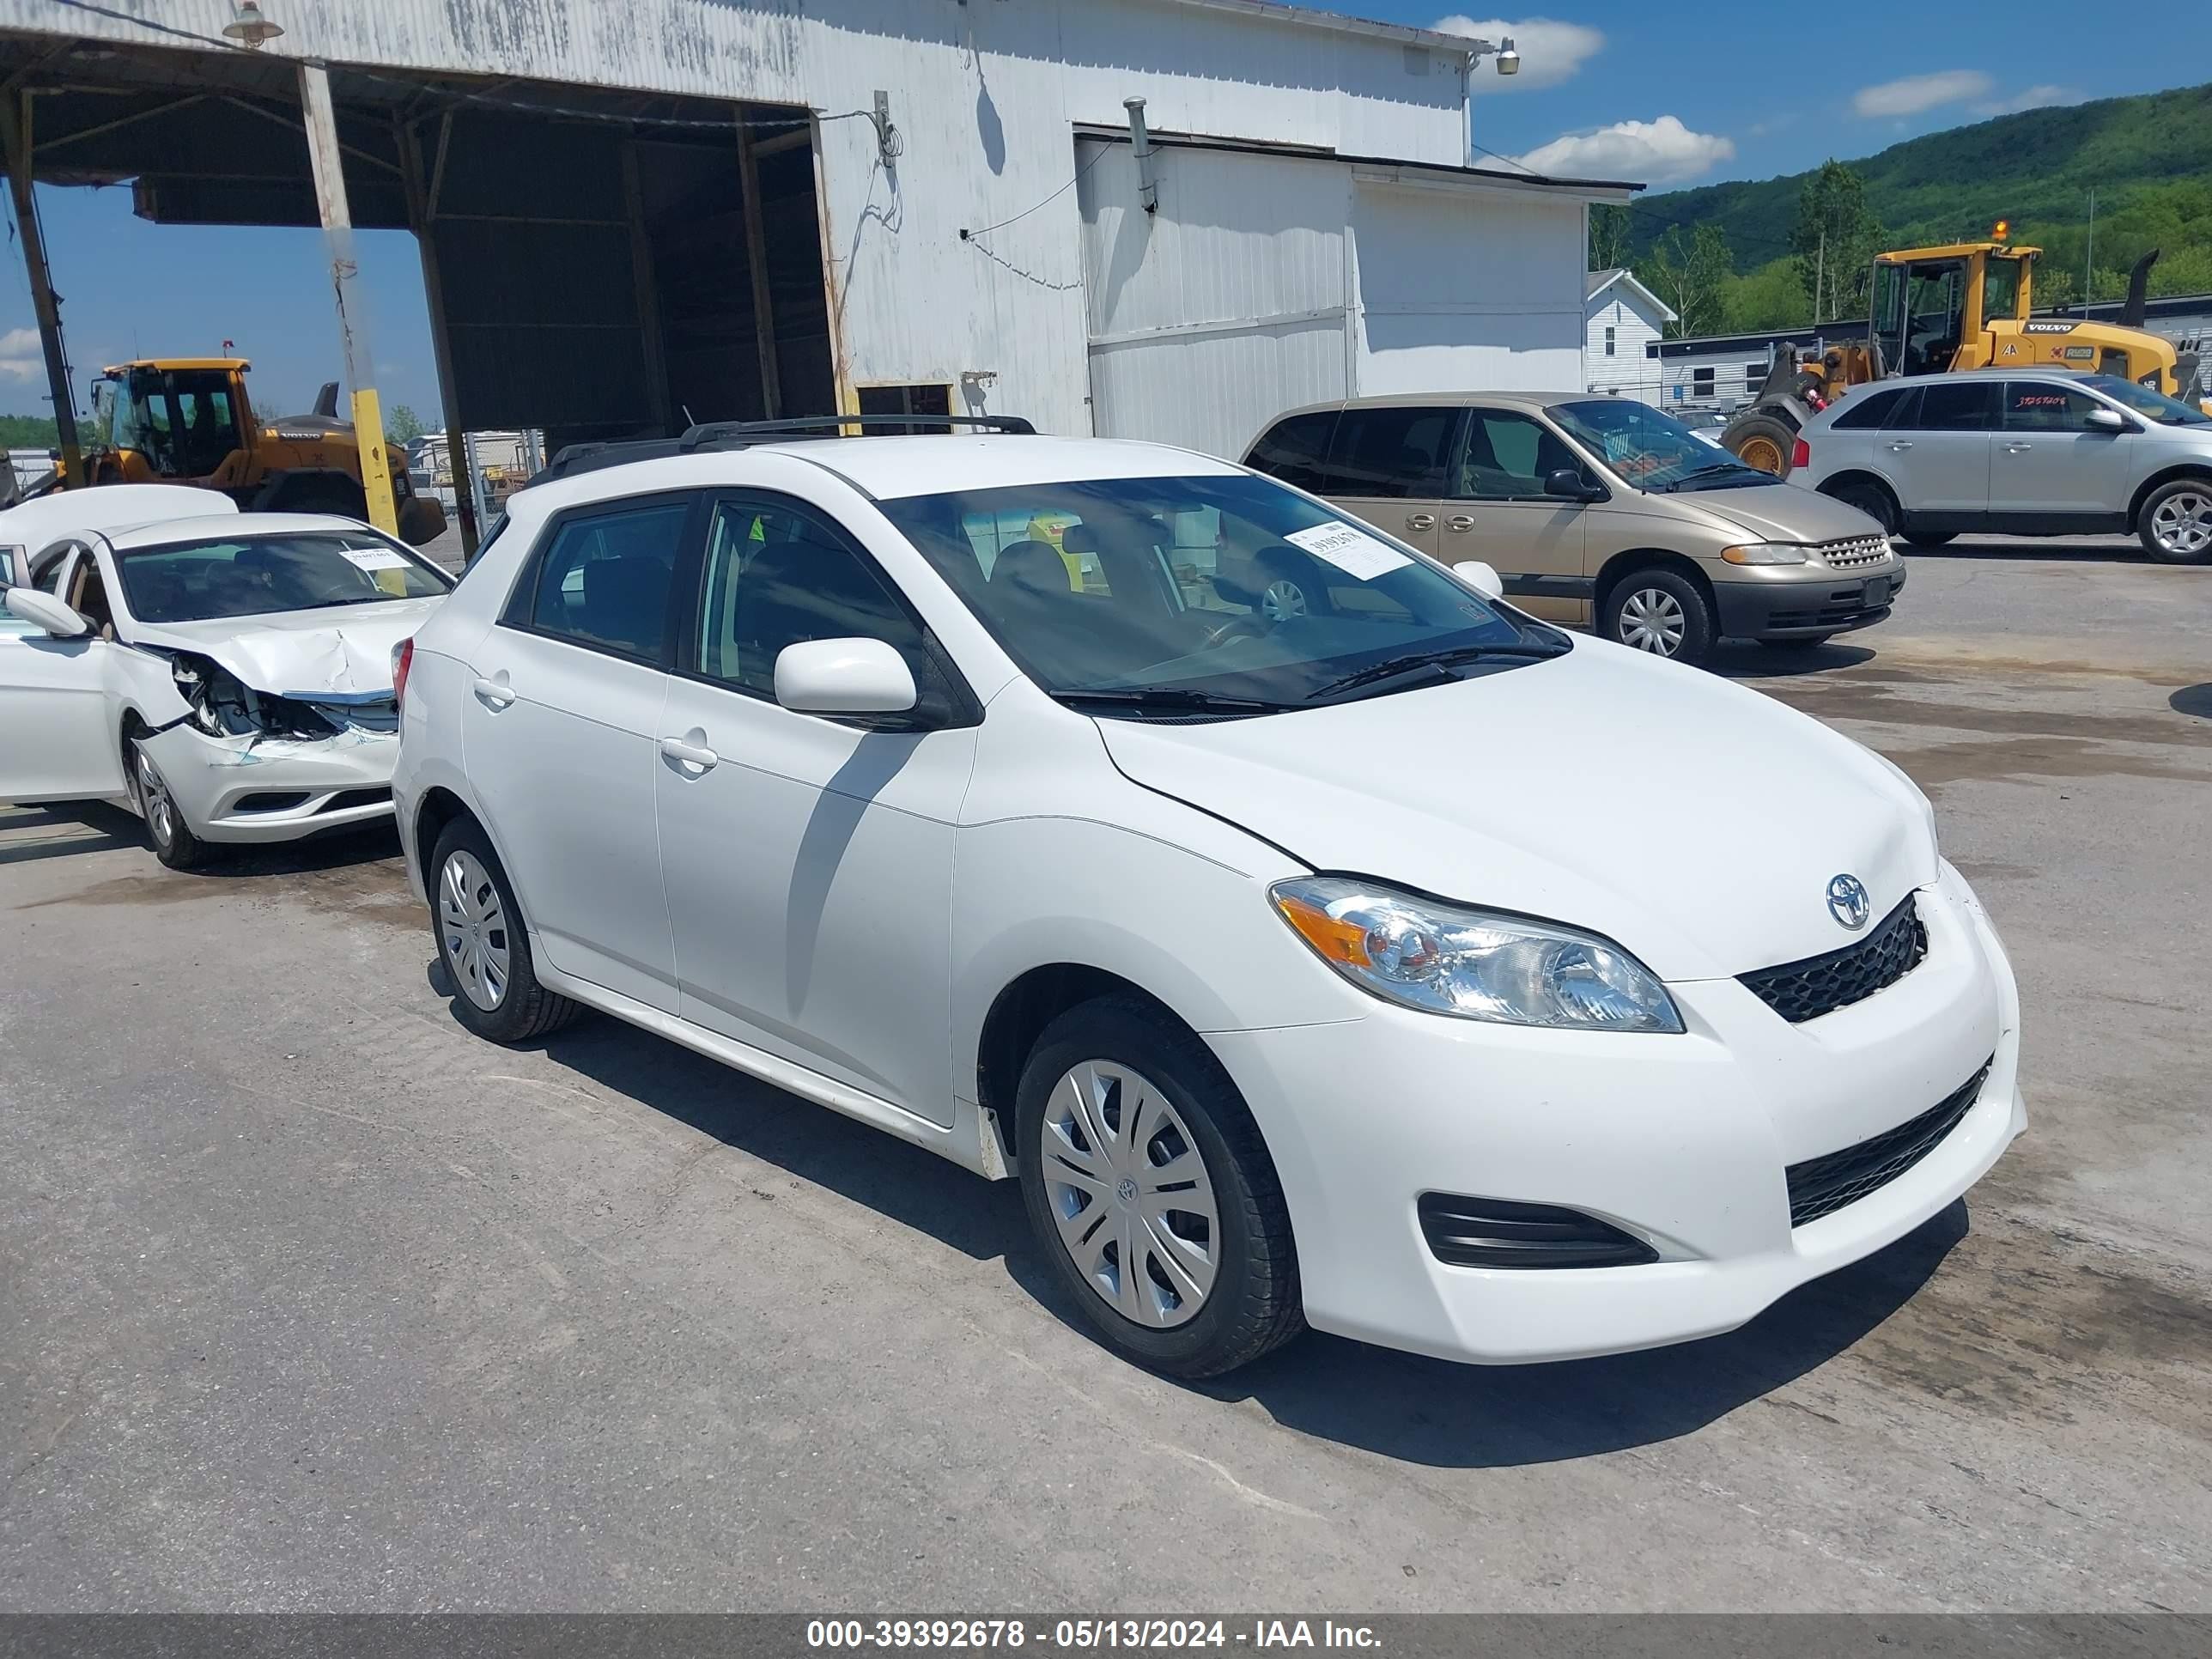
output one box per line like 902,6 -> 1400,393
130,738 -> 218,872
1903,531 -> 1955,549
428,817 -> 583,1043
2137,478 -> 2212,564
1600,566 -> 1716,666
1826,477 -> 1900,537
1015,994 -> 1302,1378
1722,410 -> 1798,477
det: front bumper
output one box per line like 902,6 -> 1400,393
1714,563 -> 1905,641
1206,860 -> 2021,1365
139,722 -> 398,843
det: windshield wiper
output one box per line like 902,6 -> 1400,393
1309,638 -> 1568,701
1054,687 -> 1299,716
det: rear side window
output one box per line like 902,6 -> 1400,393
1902,382 -> 1998,432
515,497 -> 695,665
1831,387 -> 1905,430
2003,382 -> 2102,431
1244,412 -> 1337,492
1323,405 -> 1460,499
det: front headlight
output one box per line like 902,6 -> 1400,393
1270,877 -> 1684,1032
1720,542 -> 1808,565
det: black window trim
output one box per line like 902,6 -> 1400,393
2001,379 -> 2099,433
1245,408 -> 1343,495
496,487 -> 708,672
1450,405 -> 1604,504
673,485 -> 983,733
1322,403 -> 1468,501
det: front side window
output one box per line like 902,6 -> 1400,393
1549,398 -> 1768,492
114,532 -> 451,623
1323,406 -> 1459,499
1454,410 -> 1584,501
2003,382 -> 2101,431
693,495 -> 942,710
522,500 -> 690,662
2082,374 -> 2212,427
878,473 -> 1562,714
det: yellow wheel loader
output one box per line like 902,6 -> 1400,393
1723,239 -> 2203,477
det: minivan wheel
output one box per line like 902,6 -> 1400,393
429,817 -> 583,1042
1015,995 -> 1301,1378
131,738 -> 216,871
2139,479 -> 2212,563
1903,531 -> 1955,548
1601,568 -> 1714,665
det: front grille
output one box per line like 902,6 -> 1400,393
1819,534 -> 1892,570
1786,1060 -> 1993,1226
1417,1193 -> 1658,1269
1740,895 -> 1927,1023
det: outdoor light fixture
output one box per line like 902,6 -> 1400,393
1494,35 -> 1520,75
222,2 -> 284,48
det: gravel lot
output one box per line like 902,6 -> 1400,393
3,537 -> 2207,1613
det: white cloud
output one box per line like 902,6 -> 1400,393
1851,70 -> 1993,118
1433,15 -> 1604,91
1516,116 -> 1735,185
1974,84 -> 2085,116
0,326 -> 44,383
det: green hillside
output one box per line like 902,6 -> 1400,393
1627,82 -> 2212,319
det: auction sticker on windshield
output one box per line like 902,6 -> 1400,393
1284,521 -> 1411,580
340,546 -> 413,572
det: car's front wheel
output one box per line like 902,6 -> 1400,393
2139,478 -> 2212,564
1600,567 -> 1715,665
429,817 -> 583,1042
1016,995 -> 1302,1377
131,738 -> 216,871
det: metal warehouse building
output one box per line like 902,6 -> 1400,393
0,0 -> 1632,508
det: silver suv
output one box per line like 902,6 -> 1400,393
1796,368 -> 2212,563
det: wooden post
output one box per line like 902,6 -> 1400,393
735,106 -> 781,419
0,90 -> 82,487
298,61 -> 398,535
398,112 -> 478,554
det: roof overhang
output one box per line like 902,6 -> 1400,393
1074,124 -> 1642,202
1161,0 -> 1486,56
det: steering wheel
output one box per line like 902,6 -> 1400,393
1200,613 -> 1270,650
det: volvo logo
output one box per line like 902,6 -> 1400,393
1826,874 -> 1872,930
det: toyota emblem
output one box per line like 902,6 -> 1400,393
1826,874 -> 1871,930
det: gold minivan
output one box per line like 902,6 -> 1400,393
1244,392 -> 1904,666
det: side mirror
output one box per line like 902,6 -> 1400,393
5,586 -> 91,638
2085,406 -> 2128,432
1452,559 -> 1505,599
1545,468 -> 1596,501
775,637 -> 917,716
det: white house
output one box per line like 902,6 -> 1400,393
1583,268 -> 1674,396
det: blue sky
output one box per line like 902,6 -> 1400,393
4,1 -> 2210,421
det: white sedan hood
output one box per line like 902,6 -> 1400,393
127,598 -> 440,696
1098,641 -> 1938,981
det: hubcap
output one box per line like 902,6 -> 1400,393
1261,579 -> 1307,622
135,748 -> 174,847
1039,1060 -> 1219,1329
1618,586 -> 1687,655
439,850 -> 512,1012
2152,490 -> 2212,555
1739,437 -> 1784,474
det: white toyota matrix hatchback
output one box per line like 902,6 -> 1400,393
392,416 -> 2023,1377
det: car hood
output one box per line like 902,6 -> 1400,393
1097,641 -> 1937,981
126,598 -> 441,696
1664,481 -> 1887,545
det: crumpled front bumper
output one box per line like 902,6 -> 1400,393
139,721 -> 398,843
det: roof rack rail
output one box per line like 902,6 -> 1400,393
527,412 -> 1037,489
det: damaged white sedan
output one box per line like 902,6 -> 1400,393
1,511 -> 452,867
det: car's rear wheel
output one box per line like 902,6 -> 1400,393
430,817 -> 582,1042
1826,477 -> 1900,536
1600,567 -> 1715,666
2139,479 -> 2212,563
1016,995 -> 1301,1377
131,739 -> 216,871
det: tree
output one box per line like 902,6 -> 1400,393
1723,257 -> 1811,332
1790,161 -> 1886,323
1647,222 -> 1734,338
385,404 -> 426,443
1589,204 -> 1632,272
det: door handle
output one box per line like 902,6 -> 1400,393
471,675 -> 515,710
659,734 -> 719,772
2002,441 -> 2033,453
1405,512 -> 1437,532
1886,441 -> 1913,452
1445,515 -> 1476,532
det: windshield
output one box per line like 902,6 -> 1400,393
115,532 -> 451,623
106,368 -> 244,477
876,473 -> 1563,713
2085,374 -> 2211,426
1549,399 -> 1771,491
